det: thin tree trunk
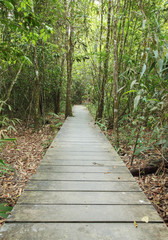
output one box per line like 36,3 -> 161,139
54,55 -> 65,114
98,0 -> 104,98
118,0 -> 127,75
96,0 -> 112,120
0,62 -> 24,112
34,46 -> 40,129
65,0 -> 74,118
113,0 -> 120,147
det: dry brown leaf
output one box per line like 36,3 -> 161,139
134,221 -> 138,228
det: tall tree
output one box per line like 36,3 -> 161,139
65,0 -> 74,118
112,0 -> 120,146
96,0 -> 112,120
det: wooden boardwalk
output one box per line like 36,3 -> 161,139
0,105 -> 167,239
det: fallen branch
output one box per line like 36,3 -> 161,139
130,166 -> 158,176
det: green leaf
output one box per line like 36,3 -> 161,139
117,85 -> 126,93
122,90 -> 137,97
0,203 -> 12,218
0,203 -> 12,211
149,62 -> 156,72
32,40 -> 36,46
0,212 -> 9,218
154,139 -> 167,146
140,64 -> 146,79
134,146 -> 150,155
0,159 -> 5,165
4,0 -> 14,10
23,56 -> 32,66
43,34 -> 48,42
0,138 -> 16,142
134,95 -> 141,110
147,99 -> 159,102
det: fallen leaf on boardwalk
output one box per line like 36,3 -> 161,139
50,146 -> 54,148
141,216 -> 149,223
134,221 -> 138,228
104,172 -> 110,174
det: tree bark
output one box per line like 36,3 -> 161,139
34,46 -> 40,129
96,0 -> 112,120
97,0 -> 104,109
65,0 -> 74,118
54,55 -> 65,114
113,0 -> 120,147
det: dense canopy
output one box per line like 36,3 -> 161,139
0,0 -> 167,148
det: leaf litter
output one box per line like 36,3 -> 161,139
106,128 -> 168,227
0,116 -> 64,228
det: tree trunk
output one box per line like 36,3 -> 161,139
96,0 -> 112,120
113,0 -> 120,147
54,55 -> 65,114
96,0 -> 104,120
65,0 -> 74,118
34,46 -> 40,129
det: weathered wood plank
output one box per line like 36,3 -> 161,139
54,139 -> 108,143
37,165 -> 129,173
25,181 -> 141,191
43,154 -> 121,161
6,205 -> 162,222
40,160 -> 125,166
30,172 -> 134,181
48,147 -> 112,152
1,223 -> 167,240
17,191 -> 149,205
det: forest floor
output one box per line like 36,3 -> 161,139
0,114 -> 64,228
106,129 -> 168,227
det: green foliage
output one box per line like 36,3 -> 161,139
0,159 -> 14,176
96,120 -> 108,133
0,203 -> 13,218
0,137 -> 15,176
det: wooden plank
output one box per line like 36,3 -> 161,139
6,205 -> 162,222
40,160 -> 125,166
43,154 -> 121,161
57,134 -> 104,137
48,146 -> 112,151
17,191 -> 150,205
30,172 -> 134,181
48,149 -> 112,153
54,139 -> 107,143
51,142 -> 111,147
1,223 -> 167,240
47,150 -> 117,155
25,181 -> 141,191
37,165 -> 129,173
